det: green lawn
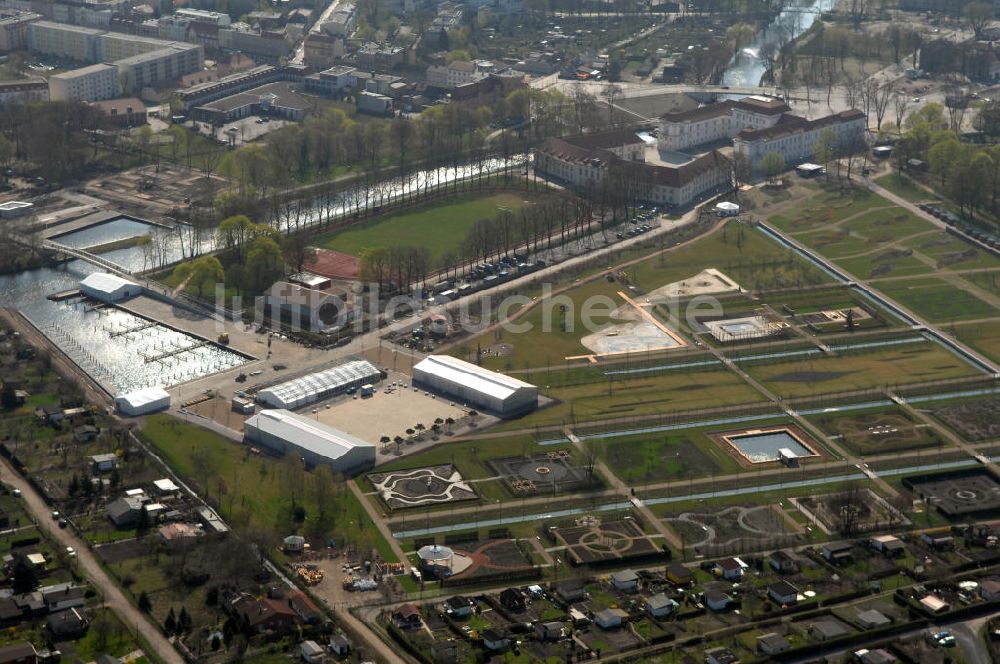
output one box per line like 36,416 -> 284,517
454,222 -> 830,371
874,277 -> 999,323
586,421 -> 756,484
875,173 -> 934,203
314,192 -> 545,268
954,321 -> 1000,365
140,414 -> 398,561
746,341 -> 981,398
809,407 -> 946,456
515,366 -> 763,429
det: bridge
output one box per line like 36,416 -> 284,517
42,240 -> 136,279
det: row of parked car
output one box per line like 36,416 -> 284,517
919,203 -> 1000,250
426,256 -> 547,304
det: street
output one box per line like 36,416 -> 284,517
0,458 -> 184,664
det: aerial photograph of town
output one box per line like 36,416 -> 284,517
4,0 -> 1000,661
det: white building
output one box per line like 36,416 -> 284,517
243,409 -> 376,473
115,386 -> 171,416
174,8 -> 230,26
255,359 -> 382,409
412,355 -> 538,416
79,272 -> 140,302
733,109 -> 867,173
48,62 -> 118,101
658,96 -> 789,152
425,60 -> 486,89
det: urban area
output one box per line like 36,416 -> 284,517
3,0 -> 1000,662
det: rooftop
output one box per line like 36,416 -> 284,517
243,409 -> 375,461
413,355 -> 536,401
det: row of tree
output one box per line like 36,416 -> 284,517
896,103 -> 1000,218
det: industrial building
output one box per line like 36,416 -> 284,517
256,359 -> 382,409
115,386 -> 170,416
242,409 -> 376,473
79,272 -> 140,302
412,355 -> 538,416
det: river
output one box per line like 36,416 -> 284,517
721,0 -> 837,87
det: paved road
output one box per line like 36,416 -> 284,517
0,458 -> 183,664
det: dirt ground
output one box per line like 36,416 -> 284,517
312,374 -> 467,445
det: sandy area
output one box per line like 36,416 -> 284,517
580,320 -> 680,354
637,268 -> 741,305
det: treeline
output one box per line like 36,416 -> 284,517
895,103 -> 1000,219
356,192 -> 590,292
216,84 -> 633,205
0,101 -> 110,183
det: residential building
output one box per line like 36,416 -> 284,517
665,563 -> 694,586
106,495 -> 144,527
90,453 -> 119,473
733,109 -> 867,173
300,640 -> 325,664
554,580 -> 586,603
356,90 -> 392,115
757,633 -> 790,655
0,77 -> 47,104
703,590 -> 731,612
46,608 -> 88,639
594,608 -> 628,629
425,59 -> 484,89
174,8 -> 229,26
41,584 -> 85,612
810,619 -> 848,641
231,595 -> 297,634
610,569 -> 639,592
115,43 -> 203,93
303,33 -> 344,69
499,588 -> 526,611
534,621 -> 563,641
89,97 -> 147,127
303,65 -> 356,96
391,603 -> 421,628
535,129 -> 731,209
481,630 -> 509,651
355,42 -> 402,72
856,609 -> 892,629
645,593 -> 678,619
768,550 -> 799,574
444,596 -> 472,618
658,96 -> 790,152
0,642 -> 36,664
218,25 -> 292,61
870,534 -> 906,557
705,647 -> 740,664
767,580 -> 798,606
0,10 -> 40,51
822,541 -> 853,564
27,20 -> 102,62
322,3 -> 354,36
715,557 -> 746,581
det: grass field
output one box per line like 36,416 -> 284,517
874,277 -> 998,323
809,407 -> 945,456
875,173 -> 933,203
455,222 -> 830,371
314,192 -> 543,268
517,366 -> 764,428
746,341 -> 980,398
140,414 -> 398,561
954,322 -> 1000,365
585,421 -> 758,484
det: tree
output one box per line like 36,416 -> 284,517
726,23 -> 755,58
164,607 -> 176,634
11,555 -> 37,594
138,591 -> 152,612
0,135 -> 13,172
244,236 -> 284,294
759,152 -> 786,183
964,2 -> 993,39
281,235 -> 315,275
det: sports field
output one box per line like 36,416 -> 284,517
315,192 -> 545,268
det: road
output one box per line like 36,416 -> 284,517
290,0 -> 347,65
0,458 -> 184,664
